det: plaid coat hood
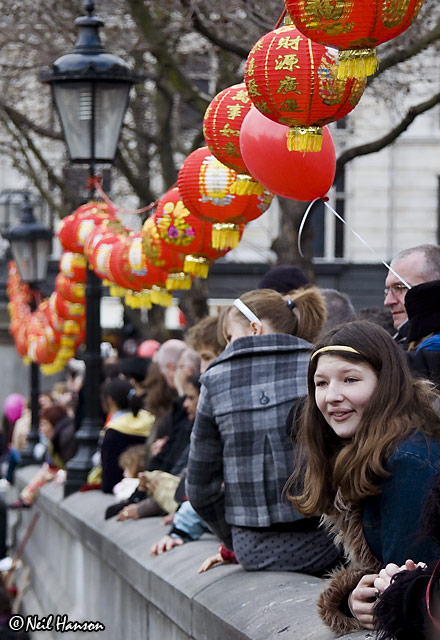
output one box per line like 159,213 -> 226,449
186,333 -> 312,548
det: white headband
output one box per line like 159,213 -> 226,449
233,298 -> 262,325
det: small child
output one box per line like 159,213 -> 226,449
113,445 -> 146,502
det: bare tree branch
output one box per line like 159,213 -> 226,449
335,91 -> 440,177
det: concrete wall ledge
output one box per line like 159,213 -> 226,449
15,467 -> 369,640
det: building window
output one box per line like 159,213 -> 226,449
311,167 -> 346,261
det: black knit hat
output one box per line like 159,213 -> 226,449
404,280 -> 440,342
258,264 -> 309,294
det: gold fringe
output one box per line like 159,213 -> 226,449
286,126 -> 323,152
212,223 -> 240,250
184,255 -> 210,279
63,320 -> 80,335
229,176 -> 265,196
150,286 -> 172,307
124,291 -> 152,310
60,336 -> 75,348
337,48 -> 379,80
166,273 -> 192,291
109,285 -> 128,298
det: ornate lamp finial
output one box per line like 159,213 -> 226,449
85,0 -> 95,17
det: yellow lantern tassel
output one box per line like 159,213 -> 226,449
286,126 -> 323,152
60,336 -> 75,348
72,283 -> 85,299
184,255 -> 210,279
23,356 -> 31,366
337,48 -> 379,80
212,223 -> 240,250
109,285 -> 128,298
150,286 -> 172,307
63,320 -> 80,335
166,273 -> 192,291
125,292 -> 151,309
229,176 -> 265,196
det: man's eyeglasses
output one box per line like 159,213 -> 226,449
426,558 -> 440,631
383,284 -> 409,298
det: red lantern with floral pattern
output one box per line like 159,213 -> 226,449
244,24 -> 366,151
285,0 -> 424,80
150,187 -> 233,278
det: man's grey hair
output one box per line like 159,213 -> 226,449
320,288 -> 357,334
392,244 -> 440,281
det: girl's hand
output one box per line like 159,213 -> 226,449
374,559 -> 427,595
198,552 -> 223,573
348,573 -> 379,629
150,535 -> 184,556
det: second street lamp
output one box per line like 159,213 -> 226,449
41,0 -> 138,496
3,195 -> 52,466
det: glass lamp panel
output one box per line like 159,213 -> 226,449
94,82 -> 130,160
11,237 -> 52,284
53,81 -> 130,162
53,81 -> 93,161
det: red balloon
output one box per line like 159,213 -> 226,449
240,108 -> 335,201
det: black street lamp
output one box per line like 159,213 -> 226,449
41,0 -> 138,496
3,195 -> 52,466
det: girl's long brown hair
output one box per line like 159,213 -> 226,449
286,320 -> 440,516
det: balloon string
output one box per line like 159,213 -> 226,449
85,176 -> 159,215
297,198 -> 412,288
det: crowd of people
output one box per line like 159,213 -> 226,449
2,243 -> 440,639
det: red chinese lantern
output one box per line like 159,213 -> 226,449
285,0 -> 424,79
244,25 -> 366,151
151,187 -> 230,278
178,146 -> 272,250
240,109 -> 336,201
59,252 -> 87,283
55,274 -> 85,303
141,215 -> 192,291
50,291 -> 85,323
203,83 -> 265,196
84,223 -> 127,282
57,201 -> 117,254
108,235 -> 172,307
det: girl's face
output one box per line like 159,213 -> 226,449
313,354 -> 378,439
40,418 -> 54,440
182,381 -> 200,421
224,310 -> 254,346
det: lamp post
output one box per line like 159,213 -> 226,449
41,0 -> 137,496
3,195 -> 52,465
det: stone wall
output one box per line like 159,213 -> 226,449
15,467 -> 369,640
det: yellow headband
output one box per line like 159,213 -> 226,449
310,345 -> 361,361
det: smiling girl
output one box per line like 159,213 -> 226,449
287,320 -> 440,635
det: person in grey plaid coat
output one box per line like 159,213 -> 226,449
186,287 -> 340,573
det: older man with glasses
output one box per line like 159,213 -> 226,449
384,244 -> 440,341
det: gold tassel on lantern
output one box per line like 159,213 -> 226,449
229,176 -> 266,196
286,126 -> 323,152
150,286 -> 172,307
63,320 -> 80,335
124,291 -> 152,310
166,273 -> 192,291
184,255 -> 210,279
109,285 -> 128,298
337,49 -> 379,80
212,223 -> 240,250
